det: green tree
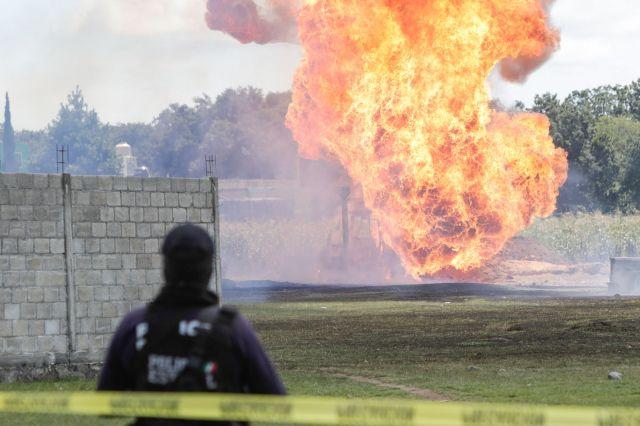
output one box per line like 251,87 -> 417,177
48,87 -> 117,175
582,116 -> 640,212
2,92 -> 17,172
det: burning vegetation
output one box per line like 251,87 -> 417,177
206,0 -> 569,278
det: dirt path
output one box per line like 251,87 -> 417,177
328,371 -> 450,401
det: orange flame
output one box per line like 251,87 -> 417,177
205,0 -> 568,277
285,0 -> 567,277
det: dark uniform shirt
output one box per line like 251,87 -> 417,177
98,305 -> 286,395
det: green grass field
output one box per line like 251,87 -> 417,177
2,295 -> 640,425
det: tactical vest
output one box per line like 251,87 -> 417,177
132,305 -> 247,426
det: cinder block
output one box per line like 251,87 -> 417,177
76,206 -> 100,221
16,174 -> 35,189
77,286 -> 95,302
76,254 -> 93,269
27,288 -> 44,303
136,223 -> 151,238
193,193 -> 206,208
43,288 -> 59,303
185,179 -> 200,193
151,223 -> 165,238
97,176 -> 114,191
122,254 -> 136,269
4,303 -> 20,319
28,320 -> 45,336
52,302 -> 66,319
113,176 -> 128,190
101,239 -> 116,254
0,320 -> 12,336
151,254 -> 162,269
139,286 -> 156,301
94,286 -> 109,301
130,239 -> 145,253
106,255 -> 122,270
121,191 -> 136,206
19,271 -> 37,287
0,289 -> 12,303
80,317 -> 95,333
26,190 -> 47,206
0,189 -> 8,204
74,222 -> 92,238
130,207 -> 143,222
115,238 -> 130,253
102,303 -> 117,319
106,191 -> 121,206
73,238 -> 85,255
143,207 -> 158,222
172,208 -> 187,222
9,222 -> 26,238
11,288 -> 27,303
100,207 -> 115,222
164,193 -> 179,207
107,222 -> 122,237
50,238 -> 65,254
136,254 -> 153,270
178,193 -> 193,208
10,255 -> 26,270
52,335 -> 67,352
91,254 -> 107,270
128,177 -> 143,191
156,178 -> 171,192
145,269 -> 162,285
22,303 -> 37,319
25,221 -> 41,237
9,190 -> 26,205
85,238 -> 101,253
37,336 -> 54,352
41,221 -> 57,237
123,286 -> 138,300
187,208 -> 201,222
171,179 -> 187,192
33,174 -> 49,189
92,222 -> 107,237
18,206 -> 34,221
95,317 -> 112,333
117,270 -> 131,286
73,191 -> 90,205
1,205 -> 19,220
158,208 -> 172,222
200,209 -> 213,222
142,178 -> 157,192
122,222 -> 136,237
88,302 -> 102,317
84,176 -> 99,190
34,238 -> 50,254
144,239 -> 159,254
150,193 -> 164,207
136,192 -> 150,207
44,319 -> 60,335
36,303 -> 53,319
109,286 -> 124,301
12,320 -> 28,336
21,336 -> 37,353
131,269 -> 146,284
102,269 -> 117,285
2,238 -> 18,254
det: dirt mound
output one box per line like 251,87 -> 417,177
494,236 -> 566,264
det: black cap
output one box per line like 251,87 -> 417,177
162,224 -> 214,287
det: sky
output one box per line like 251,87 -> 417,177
1,0 -> 639,130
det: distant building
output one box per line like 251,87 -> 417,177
115,142 -> 149,177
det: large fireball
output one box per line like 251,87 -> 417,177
208,0 -> 569,277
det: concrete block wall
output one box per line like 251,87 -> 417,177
0,174 -> 68,356
0,173 -> 219,363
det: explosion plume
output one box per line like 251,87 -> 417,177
205,0 -> 298,44
207,0 -> 568,277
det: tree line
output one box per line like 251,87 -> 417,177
3,79 -> 640,213
4,86 -> 298,180
527,79 -> 640,213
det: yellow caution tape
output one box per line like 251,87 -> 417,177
0,391 -> 639,425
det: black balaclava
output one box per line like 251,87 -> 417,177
161,224 -> 214,290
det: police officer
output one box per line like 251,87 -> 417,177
98,224 -> 285,425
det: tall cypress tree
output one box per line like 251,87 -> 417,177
3,92 -> 17,172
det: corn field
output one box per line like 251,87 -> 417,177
521,213 -> 640,261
